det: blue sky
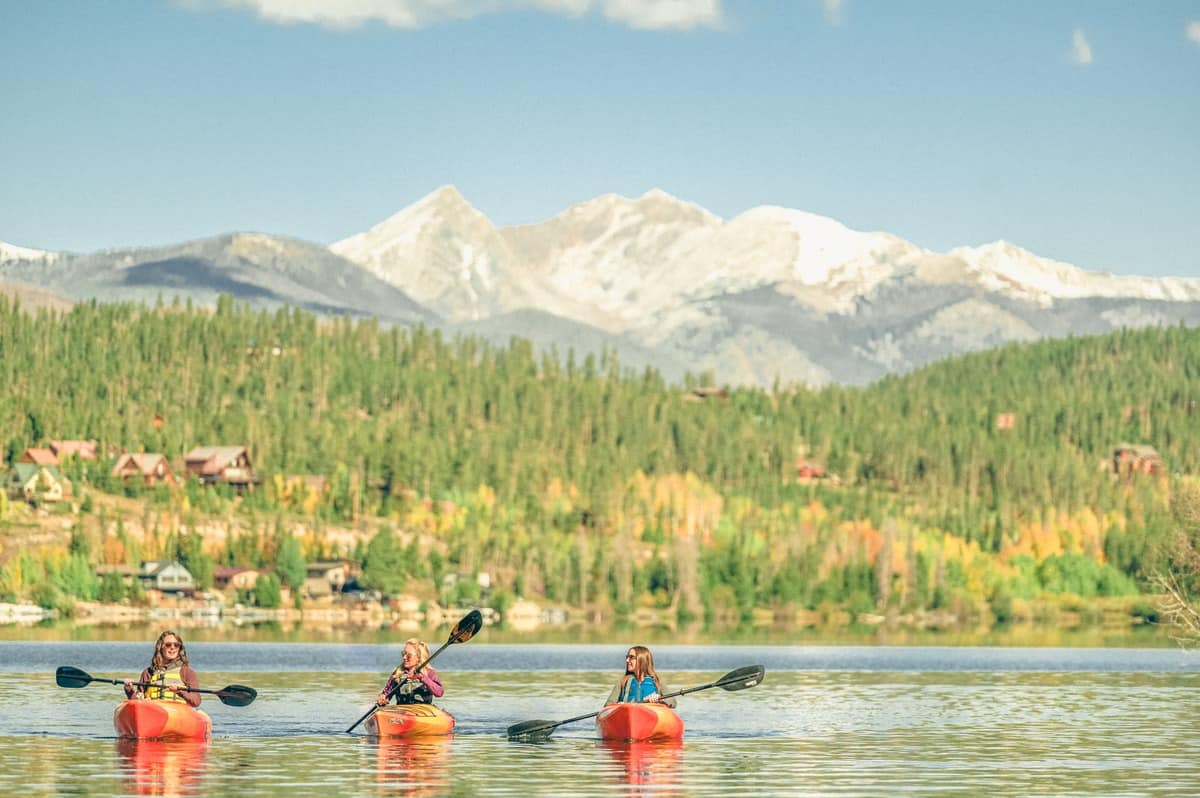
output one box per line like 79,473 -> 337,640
2,1 -> 1198,277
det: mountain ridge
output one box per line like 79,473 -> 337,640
5,187 -> 1199,388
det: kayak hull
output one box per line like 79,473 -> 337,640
365,704 -> 456,738
595,702 -> 684,742
114,700 -> 213,740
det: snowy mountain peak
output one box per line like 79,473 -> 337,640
330,185 -> 496,266
951,241 -> 1200,304
546,188 -> 719,230
721,205 -> 906,288
0,240 -> 59,264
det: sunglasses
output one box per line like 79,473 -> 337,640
162,641 -> 181,649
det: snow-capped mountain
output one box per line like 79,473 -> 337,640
0,240 -> 60,264
950,241 -> 1200,306
6,189 -> 1200,388
333,186 -> 1200,385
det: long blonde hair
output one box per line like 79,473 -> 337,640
620,645 -> 663,698
149,629 -> 188,673
390,638 -> 433,680
405,638 -> 432,671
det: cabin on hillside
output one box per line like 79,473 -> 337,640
18,448 -> 58,466
213,566 -> 261,592
95,563 -> 138,588
304,561 -> 353,599
49,439 -> 98,461
111,453 -> 177,488
1112,444 -> 1164,480
6,463 -> 71,504
183,446 -> 256,489
683,386 -> 730,402
796,458 -> 828,482
139,561 -> 195,594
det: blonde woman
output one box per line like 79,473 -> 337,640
376,638 -> 445,706
122,630 -> 202,707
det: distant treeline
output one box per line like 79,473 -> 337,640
1,296 -> 1196,622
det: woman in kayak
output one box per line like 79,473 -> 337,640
122,629 -> 201,707
376,638 -> 445,706
606,645 -> 676,706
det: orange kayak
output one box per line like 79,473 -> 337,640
365,704 -> 456,738
113,700 -> 213,740
595,702 -> 684,742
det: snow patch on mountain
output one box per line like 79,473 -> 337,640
0,240 -> 59,263
951,242 -> 1200,305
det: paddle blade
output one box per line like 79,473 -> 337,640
55,666 -> 93,688
715,664 -> 766,691
506,719 -> 558,742
214,685 -> 257,707
450,609 -> 484,644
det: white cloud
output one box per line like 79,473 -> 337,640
1187,20 -> 1200,45
601,0 -> 722,31
1071,28 -> 1092,65
198,0 -> 724,31
822,0 -> 844,25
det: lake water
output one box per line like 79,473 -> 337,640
1,641 -> 1198,796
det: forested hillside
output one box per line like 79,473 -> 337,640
2,296 -> 1195,624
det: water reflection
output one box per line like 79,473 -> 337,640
597,739 -> 685,793
372,737 -> 453,795
116,738 -> 210,796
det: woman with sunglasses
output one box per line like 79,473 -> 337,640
605,646 -> 676,707
122,630 -> 202,707
376,638 -> 445,706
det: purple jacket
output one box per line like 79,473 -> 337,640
381,666 -> 444,704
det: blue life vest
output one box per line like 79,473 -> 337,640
620,675 -> 658,702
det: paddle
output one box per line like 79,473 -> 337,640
55,665 -> 258,707
506,663 -> 766,742
345,608 -> 484,734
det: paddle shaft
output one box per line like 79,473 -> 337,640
86,674 -> 237,698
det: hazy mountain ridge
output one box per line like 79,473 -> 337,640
5,186 -> 1200,387
0,233 -> 435,325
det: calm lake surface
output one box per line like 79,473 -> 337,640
2,641 -> 1198,796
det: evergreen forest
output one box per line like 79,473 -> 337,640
2,296 -> 1197,626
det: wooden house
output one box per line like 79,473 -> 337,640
18,448 -> 58,466
183,446 -> 256,488
683,386 -> 730,402
138,561 -> 196,594
95,563 -> 139,587
6,463 -> 71,504
49,439 -> 98,460
213,566 -> 261,591
1112,444 -> 1164,479
796,458 -> 828,482
111,453 -> 177,487
304,560 -> 352,598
